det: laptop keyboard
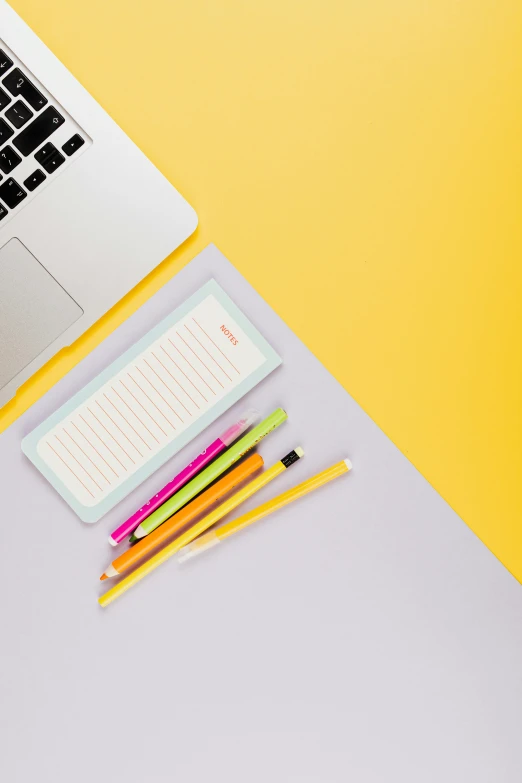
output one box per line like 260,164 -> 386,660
0,41 -> 90,227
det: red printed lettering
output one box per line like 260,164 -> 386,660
220,324 -> 238,346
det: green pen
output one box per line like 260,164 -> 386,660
129,408 -> 287,541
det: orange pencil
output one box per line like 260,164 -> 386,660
100,453 -> 263,579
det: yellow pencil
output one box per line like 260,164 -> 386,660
98,447 -> 304,607
177,458 -> 352,562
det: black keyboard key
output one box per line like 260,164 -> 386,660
34,142 -> 57,164
5,100 -> 33,129
24,169 -> 46,192
41,150 -> 65,174
62,134 -> 84,156
0,87 -> 11,111
0,117 -> 14,145
12,106 -> 64,156
0,203 -> 8,221
2,68 -> 48,111
0,178 -> 26,209
0,145 -> 21,174
35,143 -> 65,173
0,51 -> 13,77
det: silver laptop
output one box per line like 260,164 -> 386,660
0,2 -> 198,408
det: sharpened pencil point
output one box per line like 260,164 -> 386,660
129,534 -> 138,544
100,573 -> 108,581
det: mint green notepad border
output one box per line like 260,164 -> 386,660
21,279 -> 282,523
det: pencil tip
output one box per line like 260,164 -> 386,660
129,534 -> 137,544
100,573 -> 108,581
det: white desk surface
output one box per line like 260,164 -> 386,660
1,245 -> 521,782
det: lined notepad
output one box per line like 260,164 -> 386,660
22,280 -> 281,522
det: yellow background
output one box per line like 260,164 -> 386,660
2,1 -> 521,580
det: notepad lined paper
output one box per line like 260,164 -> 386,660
22,280 -> 281,521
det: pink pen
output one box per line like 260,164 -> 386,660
108,409 -> 260,545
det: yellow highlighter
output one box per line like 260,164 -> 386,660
178,458 -> 352,562
98,447 -> 304,607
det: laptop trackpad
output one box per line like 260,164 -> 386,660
0,238 -> 83,391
